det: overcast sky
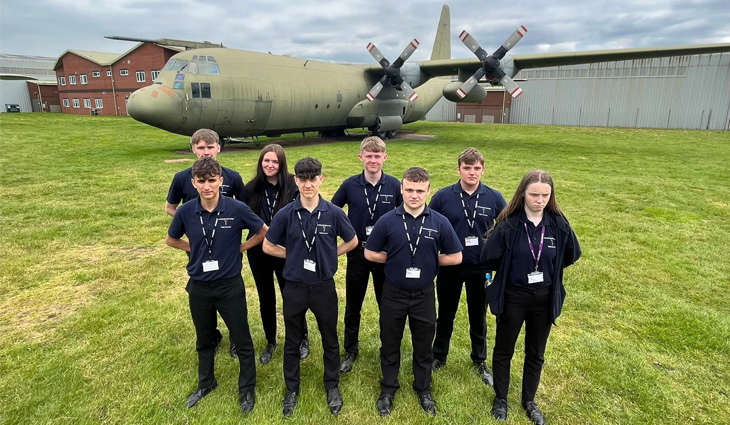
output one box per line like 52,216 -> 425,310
2,0 -> 729,63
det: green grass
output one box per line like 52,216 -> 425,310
1,114 -> 729,425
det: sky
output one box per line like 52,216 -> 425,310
1,0 -> 729,63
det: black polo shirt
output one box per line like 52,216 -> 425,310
429,181 -> 506,265
168,196 -> 264,281
266,195 -> 356,284
509,210 -> 557,289
331,171 -> 402,244
366,205 -> 462,290
167,166 -> 246,205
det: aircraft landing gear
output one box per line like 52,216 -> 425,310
318,129 -> 346,138
386,130 -> 397,139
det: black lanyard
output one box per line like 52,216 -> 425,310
364,184 -> 382,224
297,210 -> 321,257
402,213 -> 426,267
459,192 -> 480,234
199,211 -> 221,260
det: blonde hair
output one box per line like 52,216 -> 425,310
360,136 -> 386,153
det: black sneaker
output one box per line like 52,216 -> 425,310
239,391 -> 255,414
327,387 -> 343,415
339,352 -> 357,374
299,336 -> 310,360
185,380 -> 218,408
417,392 -> 437,416
260,343 -> 276,365
491,397 -> 508,421
522,400 -> 546,425
376,393 -> 394,416
475,361 -> 494,386
431,358 -> 446,371
282,390 -> 298,417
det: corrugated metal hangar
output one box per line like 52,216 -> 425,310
426,52 -> 730,130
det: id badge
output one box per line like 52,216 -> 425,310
303,259 -> 317,272
405,267 -> 421,279
527,271 -> 544,284
366,226 -> 374,236
202,260 -> 219,273
465,236 -> 479,247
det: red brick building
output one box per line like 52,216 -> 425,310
54,43 -> 181,116
27,81 -> 61,112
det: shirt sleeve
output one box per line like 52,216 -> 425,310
331,182 -> 347,207
428,191 -> 442,213
439,217 -> 463,255
365,219 -> 387,252
563,220 -> 582,268
495,191 -> 507,216
334,207 -> 357,242
232,172 -> 246,201
168,207 -> 186,239
239,202 -> 264,234
265,210 -> 287,245
481,222 -> 506,269
394,182 -> 403,207
166,173 -> 183,204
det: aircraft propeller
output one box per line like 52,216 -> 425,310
456,26 -> 527,99
365,39 -> 420,102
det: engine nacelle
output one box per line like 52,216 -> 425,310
442,81 -> 487,103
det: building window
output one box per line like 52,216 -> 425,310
59,76 -> 66,86
72,99 -> 80,108
63,99 -> 69,107
95,98 -> 103,109
92,71 -> 100,78
151,70 -> 161,80
83,99 -> 91,108
107,70 -> 112,77
135,71 -> 146,82
80,74 -> 88,84
120,69 -> 129,76
69,75 -> 76,85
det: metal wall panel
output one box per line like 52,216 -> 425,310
425,95 -> 457,122
510,52 -> 730,130
0,80 -> 33,112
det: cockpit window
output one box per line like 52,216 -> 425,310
209,63 -> 220,75
198,56 -> 207,63
162,59 -> 189,71
179,55 -> 220,75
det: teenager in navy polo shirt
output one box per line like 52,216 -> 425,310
364,167 -> 462,417
165,128 -> 246,358
331,136 -> 402,375
481,170 -> 581,425
263,157 -> 358,417
166,157 -> 267,415
429,148 -> 506,385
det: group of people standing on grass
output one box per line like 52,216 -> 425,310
164,128 -> 581,424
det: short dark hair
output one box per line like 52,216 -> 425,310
402,167 -> 430,183
190,128 -> 219,147
458,148 -> 485,166
294,157 -> 322,180
192,157 -> 221,179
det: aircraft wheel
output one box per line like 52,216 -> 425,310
370,119 -> 387,139
386,130 -> 397,139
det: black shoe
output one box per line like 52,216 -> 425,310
431,358 -> 446,371
299,336 -> 310,360
213,330 -> 223,354
185,380 -> 217,408
418,392 -> 437,416
491,397 -> 508,421
260,343 -> 276,365
475,362 -> 494,386
239,391 -> 255,415
230,340 -> 238,359
282,391 -> 297,417
522,400 -> 546,425
376,393 -> 394,416
339,352 -> 357,374
327,387 -> 343,415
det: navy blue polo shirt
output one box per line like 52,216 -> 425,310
366,205 -> 462,290
429,181 -> 506,265
167,166 -> 246,205
509,210 -> 557,289
266,195 -> 356,284
331,171 -> 402,244
168,196 -> 264,281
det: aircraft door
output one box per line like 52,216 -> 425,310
251,92 -> 272,134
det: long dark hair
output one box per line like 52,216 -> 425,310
245,144 -> 295,216
495,169 -> 565,226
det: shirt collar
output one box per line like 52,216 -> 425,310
452,180 -> 487,196
519,208 -> 551,228
194,195 -> 227,213
358,171 -> 386,187
396,204 -> 431,218
292,194 -> 328,213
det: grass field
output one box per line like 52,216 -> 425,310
0,114 -> 728,425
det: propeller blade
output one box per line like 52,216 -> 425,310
399,81 -> 419,102
366,79 -> 385,102
458,30 -> 489,62
391,38 -> 420,69
499,74 -> 523,98
367,42 -> 390,68
455,68 -> 486,99
493,25 -> 528,59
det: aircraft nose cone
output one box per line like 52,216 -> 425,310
127,85 -> 183,128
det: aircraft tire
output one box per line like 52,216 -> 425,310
386,130 -> 397,139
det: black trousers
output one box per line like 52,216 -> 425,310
379,282 -> 436,396
247,244 -> 309,344
343,246 -> 385,354
433,264 -> 488,363
282,279 -> 339,392
492,284 -> 552,402
187,275 -> 256,394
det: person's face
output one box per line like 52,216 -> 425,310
262,151 -> 280,178
295,175 -> 323,200
457,161 -> 484,187
401,179 -> 430,210
192,174 -> 223,200
524,182 -> 552,214
358,150 -> 387,174
191,140 -> 220,159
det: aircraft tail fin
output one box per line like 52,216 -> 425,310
430,4 -> 451,60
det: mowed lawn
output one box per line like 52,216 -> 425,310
0,114 -> 728,425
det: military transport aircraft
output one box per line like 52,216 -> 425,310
119,4 -> 730,143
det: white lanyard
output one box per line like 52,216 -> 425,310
199,211 -> 221,260
265,186 -> 278,219
296,210 -> 321,256
402,214 -> 426,267
459,192 -> 480,233
364,184 -> 382,224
